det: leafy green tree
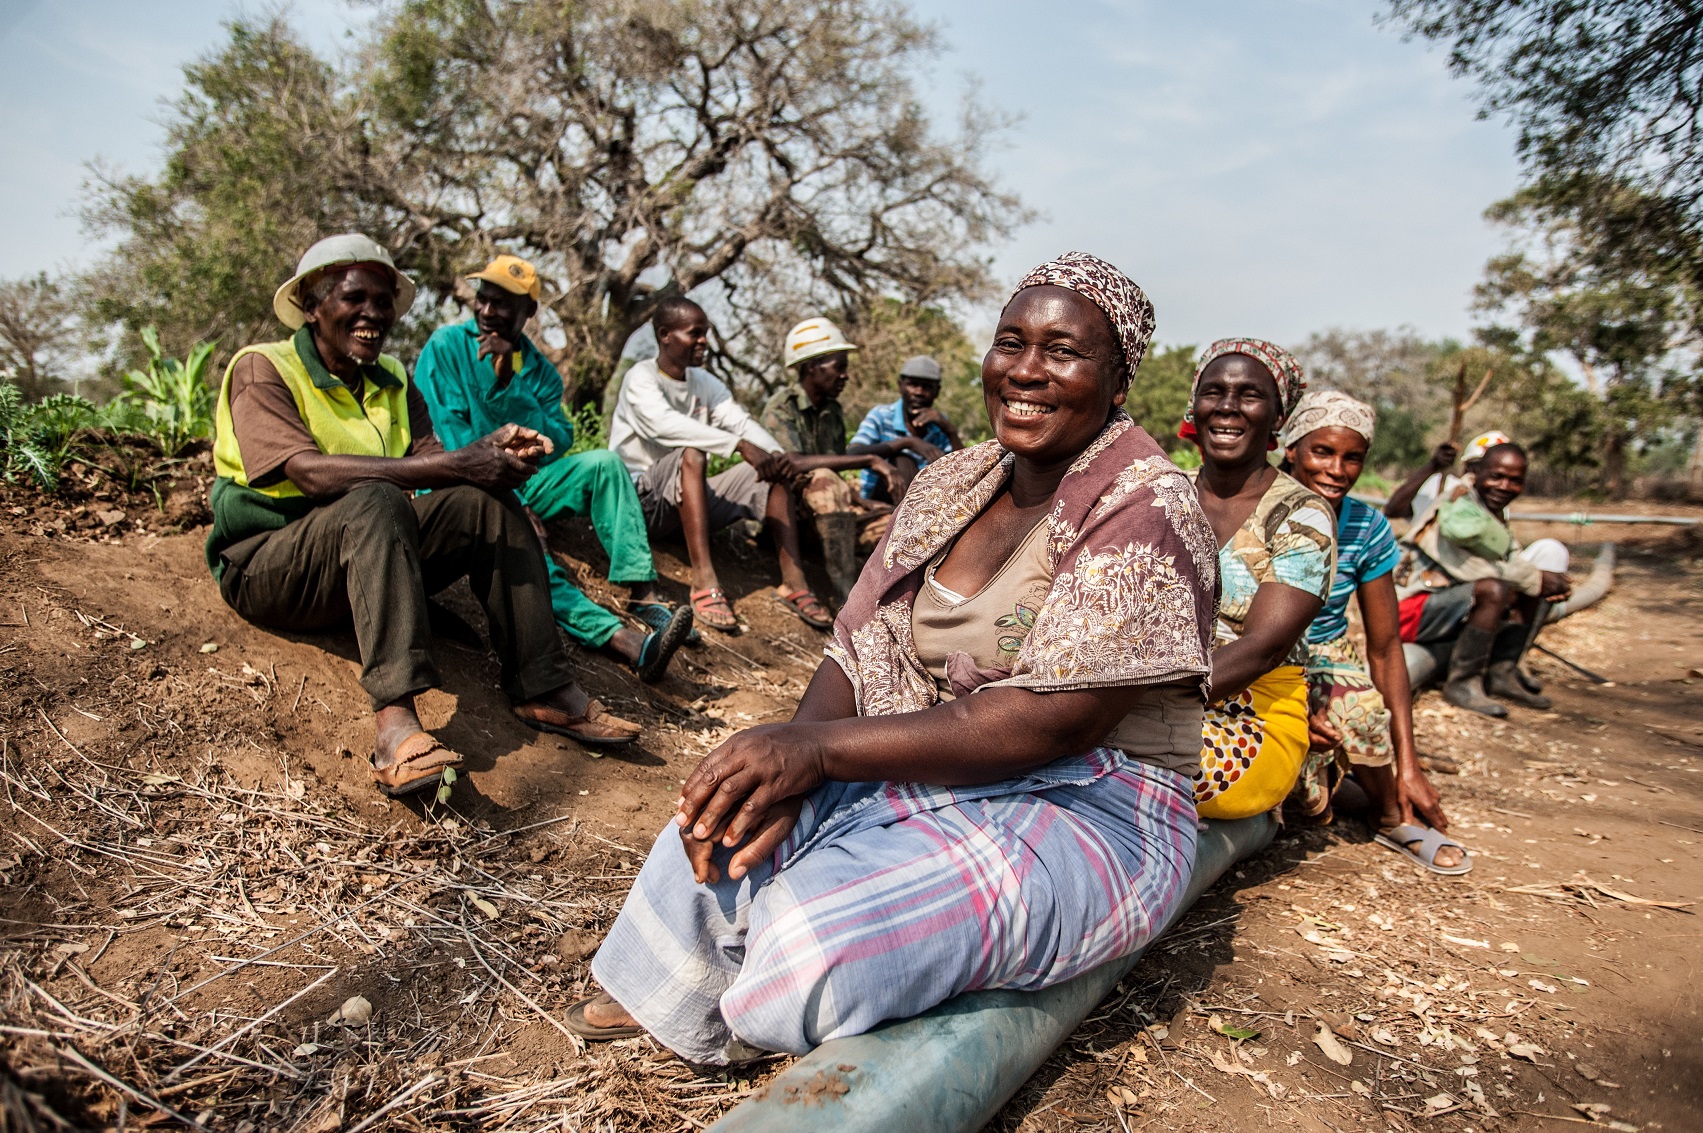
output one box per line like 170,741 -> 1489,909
83,3 -> 1026,405
1389,1 -> 1703,230
1126,343 -> 1197,457
1477,189 -> 1693,495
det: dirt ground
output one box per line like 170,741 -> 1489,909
0,472 -> 1697,1132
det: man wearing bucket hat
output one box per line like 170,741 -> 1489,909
414,254 -> 693,683
207,234 -> 642,800
758,317 -> 899,600
608,296 -> 833,632
847,353 -> 961,504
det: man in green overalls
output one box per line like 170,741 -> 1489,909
207,234 -> 642,798
413,255 -> 692,681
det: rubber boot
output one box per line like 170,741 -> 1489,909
1442,626 -> 1508,718
817,512 -> 860,603
1487,660 -> 1552,709
1491,614 -> 1548,695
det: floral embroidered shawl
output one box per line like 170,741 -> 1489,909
825,410 -> 1218,718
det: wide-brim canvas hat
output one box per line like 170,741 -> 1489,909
784,317 -> 859,369
273,234 -> 417,330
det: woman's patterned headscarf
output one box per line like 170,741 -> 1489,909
1010,252 -> 1156,391
1179,337 -> 1308,445
1278,388 -> 1377,450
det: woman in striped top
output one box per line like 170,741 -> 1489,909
1280,390 -> 1469,875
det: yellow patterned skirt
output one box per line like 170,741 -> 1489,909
1193,665 -> 1310,820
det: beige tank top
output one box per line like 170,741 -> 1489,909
910,520 -> 1203,775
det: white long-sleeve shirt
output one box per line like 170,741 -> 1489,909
609,358 -> 782,480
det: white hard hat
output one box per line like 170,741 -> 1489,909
272,233 -> 417,330
783,317 -> 859,369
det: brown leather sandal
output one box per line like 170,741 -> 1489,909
369,732 -> 464,798
513,698 -> 643,747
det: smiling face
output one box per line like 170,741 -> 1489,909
1475,448 -> 1528,513
472,281 -> 536,342
899,374 -> 941,415
302,264 -> 398,373
798,351 -> 850,405
982,285 -> 1124,467
1286,426 -> 1369,505
1191,354 -> 1282,470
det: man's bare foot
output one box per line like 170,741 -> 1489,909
582,993 -> 637,1030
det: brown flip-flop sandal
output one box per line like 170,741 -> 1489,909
563,994 -> 646,1040
690,587 -> 740,632
777,587 -> 833,630
513,698 -> 643,747
370,732 -> 464,798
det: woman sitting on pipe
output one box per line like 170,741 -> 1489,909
1277,390 -> 1469,874
566,253 -> 1217,1064
1183,340 -> 1336,821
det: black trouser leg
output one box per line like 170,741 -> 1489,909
410,486 -> 577,703
221,482 -> 439,711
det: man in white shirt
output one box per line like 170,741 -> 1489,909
609,297 -> 832,632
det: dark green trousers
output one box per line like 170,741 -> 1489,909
218,483 -> 576,710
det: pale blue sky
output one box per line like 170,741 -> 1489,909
0,0 -> 1518,347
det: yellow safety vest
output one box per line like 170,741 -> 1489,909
206,330 -> 413,578
213,332 -> 412,495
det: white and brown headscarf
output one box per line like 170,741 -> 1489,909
1278,389 -> 1377,450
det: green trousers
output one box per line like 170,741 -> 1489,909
520,449 -> 657,649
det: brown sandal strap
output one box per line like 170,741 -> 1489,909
370,733 -> 463,792
780,588 -> 832,626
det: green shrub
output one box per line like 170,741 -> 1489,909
115,327 -> 216,457
564,401 -> 608,455
0,380 -> 100,488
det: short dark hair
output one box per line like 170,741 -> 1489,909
651,295 -> 705,334
1480,441 -> 1528,465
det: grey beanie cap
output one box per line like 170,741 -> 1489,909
899,355 -> 942,381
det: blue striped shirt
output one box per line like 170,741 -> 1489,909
849,399 -> 953,497
1307,495 -> 1400,644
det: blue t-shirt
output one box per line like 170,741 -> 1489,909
849,398 -> 953,497
1306,494 -> 1400,644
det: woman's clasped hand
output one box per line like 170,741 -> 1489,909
673,723 -> 826,882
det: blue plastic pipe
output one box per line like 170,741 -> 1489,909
707,812 -> 1278,1132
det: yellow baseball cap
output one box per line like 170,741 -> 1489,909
468,254 -> 541,300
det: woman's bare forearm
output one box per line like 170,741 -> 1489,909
791,661 -> 859,725
803,683 -> 1141,786
1206,582 -> 1322,702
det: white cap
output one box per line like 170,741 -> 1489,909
272,234 -> 417,330
784,317 -> 858,369
1462,429 -> 1512,463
